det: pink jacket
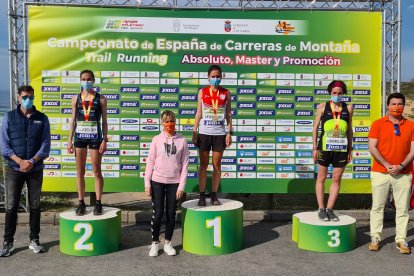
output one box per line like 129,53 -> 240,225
144,131 -> 189,191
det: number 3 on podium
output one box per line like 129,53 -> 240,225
74,223 -> 94,251
327,229 -> 340,247
206,216 -> 222,248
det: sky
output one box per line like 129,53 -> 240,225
0,1 -> 413,95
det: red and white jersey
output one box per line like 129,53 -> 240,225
199,86 -> 229,135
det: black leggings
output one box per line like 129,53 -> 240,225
151,180 -> 178,242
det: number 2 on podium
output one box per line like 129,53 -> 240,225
74,223 -> 94,251
206,216 -> 222,247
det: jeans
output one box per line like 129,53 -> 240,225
4,169 -> 43,243
150,180 -> 178,242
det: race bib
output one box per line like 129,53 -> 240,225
324,137 -> 348,151
203,107 -> 225,122
76,121 -> 98,140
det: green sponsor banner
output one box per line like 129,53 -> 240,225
29,6 -> 381,193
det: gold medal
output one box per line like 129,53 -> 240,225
210,88 -> 219,122
213,113 -> 218,122
330,100 -> 342,137
333,127 -> 339,138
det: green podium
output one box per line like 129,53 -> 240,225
181,199 -> 243,255
292,211 -> 356,253
60,207 -> 121,256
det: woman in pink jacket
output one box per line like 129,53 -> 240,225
144,110 -> 189,257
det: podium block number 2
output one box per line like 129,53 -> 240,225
206,216 -> 222,248
74,223 -> 94,251
327,229 -> 340,248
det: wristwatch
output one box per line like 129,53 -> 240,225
29,158 -> 36,164
227,131 -> 234,135
400,163 -> 406,169
103,137 -> 109,142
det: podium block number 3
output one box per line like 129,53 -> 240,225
327,229 -> 340,248
206,216 -> 222,247
74,223 -> 94,251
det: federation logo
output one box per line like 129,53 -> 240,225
224,20 -> 232,32
275,21 -> 295,35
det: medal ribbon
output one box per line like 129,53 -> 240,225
209,88 -> 220,115
81,93 -> 95,121
330,100 -> 342,131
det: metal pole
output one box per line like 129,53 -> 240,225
397,0 -> 401,93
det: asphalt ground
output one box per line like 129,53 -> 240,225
1,222 -> 414,276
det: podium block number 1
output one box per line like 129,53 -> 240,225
74,223 -> 94,251
206,216 -> 222,248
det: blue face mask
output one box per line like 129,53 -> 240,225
21,98 -> 34,110
81,81 -> 94,91
331,95 -> 343,103
209,78 -> 221,87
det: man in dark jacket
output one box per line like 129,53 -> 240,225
0,85 -> 50,257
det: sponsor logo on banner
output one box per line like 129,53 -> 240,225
121,101 -> 139,107
160,87 -> 179,93
276,165 -> 295,172
295,136 -> 313,143
120,87 -> 139,93
276,151 -> 295,157
237,102 -> 256,109
353,166 -> 371,172
295,165 -> 315,172
237,126 -> 256,132
353,104 -> 370,110
237,150 -> 256,157
107,108 -> 120,114
238,172 -> 256,178
296,158 -> 315,164
160,102 -> 179,108
102,157 -> 119,163
295,144 -> 313,150
62,157 -> 76,163
50,134 -> 61,140
276,119 -> 294,126
353,159 -> 371,165
257,158 -> 276,164
222,158 -> 237,164
295,173 -> 314,179
275,126 -> 293,132
121,118 -> 139,124
120,164 -> 139,170
276,143 -> 294,150
295,120 -> 313,125
42,101 -> 60,107
50,149 -> 61,155
352,150 -> 371,158
61,108 -> 72,114
221,172 -> 237,178
187,172 -> 198,178
238,143 -> 257,149
102,172 -> 119,178
104,150 -> 120,156
295,110 -> 313,116
295,126 -> 313,132
140,142 -> 151,149
342,173 -> 353,179
354,127 -> 369,132
295,96 -> 313,102
238,136 -> 256,142
103,94 -> 119,100
296,151 -> 313,157
222,165 -> 237,171
44,171 -> 61,177
51,142 -> 60,148
276,88 -> 294,94
238,158 -> 256,164
276,103 -> 294,109
120,150 -> 139,156
276,158 -> 295,164
277,136 -> 294,143
45,156 -> 61,163
120,136 -> 140,143
257,143 -> 275,150
256,126 -> 275,132
140,125 -> 160,131
108,125 -> 120,131
179,109 -> 197,115
44,164 -> 61,170
354,144 -> 369,150
42,86 -> 60,92
140,109 -> 158,115
179,95 -> 197,101
189,150 -> 198,156
353,137 -> 369,143
257,173 -> 275,178
257,151 -> 275,157
276,173 -> 295,178
256,110 -> 275,116
352,90 -> 370,95
62,171 -> 77,177
140,94 -> 159,100
257,96 -> 275,102
354,173 -> 371,179
257,119 -> 275,126
237,88 -> 256,94
121,125 -> 140,131
189,157 -> 198,164
101,164 -> 120,171
314,89 -> 329,95
107,118 -> 120,124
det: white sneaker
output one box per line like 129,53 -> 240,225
163,241 -> 177,256
148,242 -> 159,257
